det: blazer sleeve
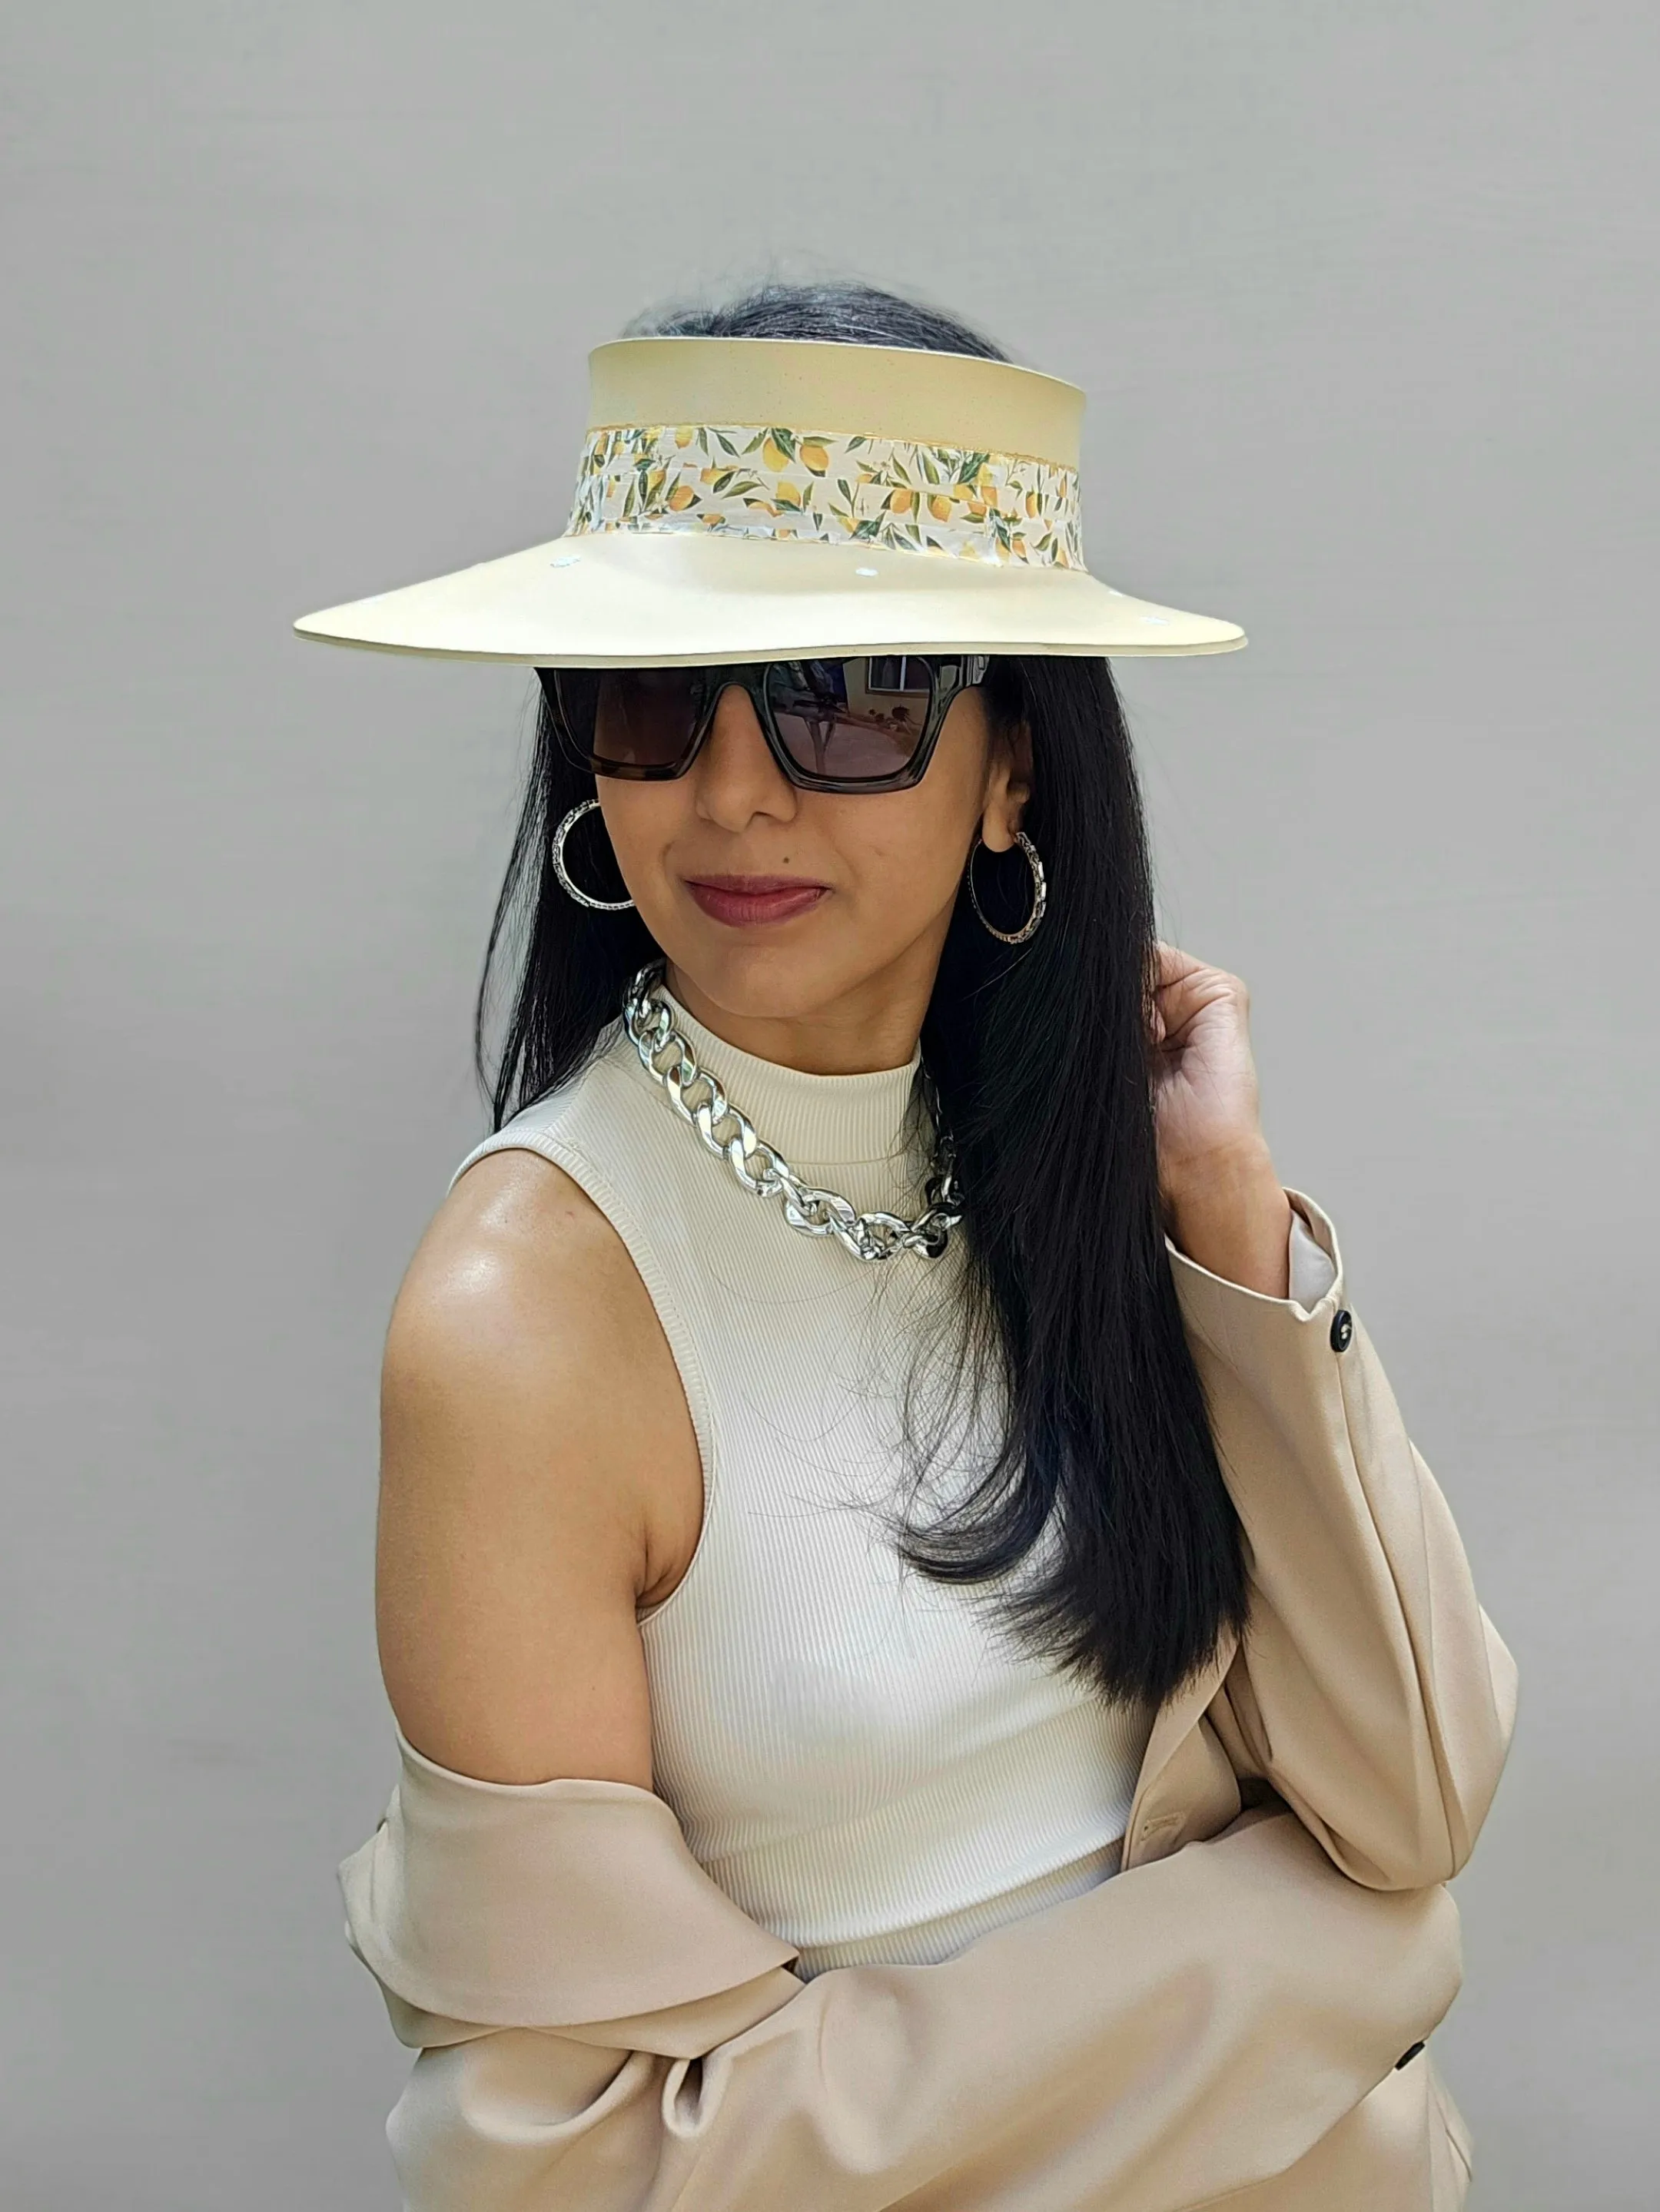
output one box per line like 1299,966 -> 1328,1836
1167,1189 -> 1520,1892
340,1729 -> 1464,2212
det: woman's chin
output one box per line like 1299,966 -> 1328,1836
661,929 -> 868,1029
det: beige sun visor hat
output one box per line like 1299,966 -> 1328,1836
292,337 -> 1243,667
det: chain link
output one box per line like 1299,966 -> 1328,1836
622,964 -> 963,1262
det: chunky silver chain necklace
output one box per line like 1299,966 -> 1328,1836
621,963 -> 963,1262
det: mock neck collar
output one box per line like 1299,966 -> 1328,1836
652,986 -> 923,1175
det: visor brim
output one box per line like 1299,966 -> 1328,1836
293,529 -> 1245,668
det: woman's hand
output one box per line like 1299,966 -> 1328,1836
1150,943 -> 1293,1298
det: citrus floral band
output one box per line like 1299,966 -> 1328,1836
566,423 -> 1083,568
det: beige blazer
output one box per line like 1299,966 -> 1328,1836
340,1194 -> 1518,2210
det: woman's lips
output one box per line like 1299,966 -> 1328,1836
685,875 -> 830,928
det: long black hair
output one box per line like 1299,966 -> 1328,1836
478,280 -> 1245,1709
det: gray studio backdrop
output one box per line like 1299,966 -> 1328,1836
4,6 -> 1655,2207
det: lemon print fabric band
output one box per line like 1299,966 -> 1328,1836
567,424 -> 1084,568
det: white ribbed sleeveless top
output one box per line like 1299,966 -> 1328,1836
453,991 -> 1151,1977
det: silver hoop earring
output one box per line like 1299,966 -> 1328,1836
552,798 -> 635,912
968,830 -> 1047,944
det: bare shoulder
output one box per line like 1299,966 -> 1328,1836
385,1146 -> 661,1399
377,1146 -> 701,1788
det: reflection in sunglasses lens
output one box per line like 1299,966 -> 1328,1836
769,658 -> 933,781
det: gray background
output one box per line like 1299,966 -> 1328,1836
3,4 -> 1655,2206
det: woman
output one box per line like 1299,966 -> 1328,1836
299,283 -> 1516,2208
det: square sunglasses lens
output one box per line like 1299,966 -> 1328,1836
557,667 -> 705,771
766,658 -> 935,784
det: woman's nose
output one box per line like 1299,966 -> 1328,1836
693,681 -> 798,827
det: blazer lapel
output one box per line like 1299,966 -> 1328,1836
1120,1627 -> 1239,1867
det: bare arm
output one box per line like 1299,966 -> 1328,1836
375,1149 -> 702,1790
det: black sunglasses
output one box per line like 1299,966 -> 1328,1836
538,655 -> 989,795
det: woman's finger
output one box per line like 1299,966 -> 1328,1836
1152,938 -> 1209,990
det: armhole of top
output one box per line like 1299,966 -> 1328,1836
450,1127 -> 717,1631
